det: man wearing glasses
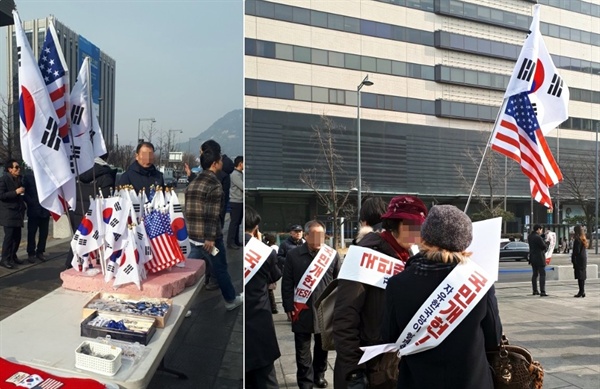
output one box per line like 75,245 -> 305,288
0,160 -> 26,269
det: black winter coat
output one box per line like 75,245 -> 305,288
277,235 -> 304,263
244,233 -> 283,371
382,255 -> 502,389
23,173 -> 50,219
528,233 -> 548,267
118,161 -> 164,194
75,163 -> 117,216
0,174 -> 26,227
333,232 -> 400,389
282,243 -> 340,334
571,238 -> 587,280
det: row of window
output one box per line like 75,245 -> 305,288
435,0 -> 600,46
246,38 -> 435,80
538,0 -> 600,18
246,78 -> 600,131
435,31 -> 600,75
435,65 -> 600,104
247,0 -> 600,77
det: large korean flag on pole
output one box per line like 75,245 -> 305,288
13,11 -> 74,216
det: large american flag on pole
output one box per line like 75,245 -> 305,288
143,210 -> 184,273
491,93 -> 561,208
38,21 -> 77,217
490,4 -> 565,209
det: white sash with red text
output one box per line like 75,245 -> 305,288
292,244 -> 337,321
359,260 -> 493,364
244,237 -> 274,285
337,246 -> 406,289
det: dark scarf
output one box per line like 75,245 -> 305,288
380,230 -> 410,262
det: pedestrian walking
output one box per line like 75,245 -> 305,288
282,220 -> 341,389
22,171 -> 50,263
528,224 -> 549,297
227,156 -> 243,249
185,143 -> 243,311
264,232 -> 280,314
571,225 -> 588,298
0,159 -> 26,269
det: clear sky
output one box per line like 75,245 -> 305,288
1,0 -> 243,146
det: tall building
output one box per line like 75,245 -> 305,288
6,15 -> 116,155
245,0 -> 599,235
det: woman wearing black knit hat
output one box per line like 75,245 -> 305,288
382,205 -> 503,389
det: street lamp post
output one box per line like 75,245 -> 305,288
167,129 -> 183,168
357,75 -> 373,219
137,118 -> 155,143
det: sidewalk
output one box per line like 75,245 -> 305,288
272,279 -> 600,389
0,237 -> 243,389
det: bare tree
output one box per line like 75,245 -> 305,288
456,131 -> 515,223
106,143 -> 135,171
300,115 -> 356,248
556,154 -> 598,246
0,95 -> 21,163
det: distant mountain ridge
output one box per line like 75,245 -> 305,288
176,109 -> 242,157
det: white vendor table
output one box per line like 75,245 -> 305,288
0,278 -> 204,389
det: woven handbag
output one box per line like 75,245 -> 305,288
487,335 -> 544,389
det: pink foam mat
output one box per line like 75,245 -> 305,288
60,259 -> 206,298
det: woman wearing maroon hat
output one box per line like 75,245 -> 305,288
332,195 -> 427,389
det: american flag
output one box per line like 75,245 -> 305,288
144,210 -> 183,273
491,92 -> 562,208
38,22 -> 69,139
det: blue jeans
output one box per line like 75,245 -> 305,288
189,238 -> 236,302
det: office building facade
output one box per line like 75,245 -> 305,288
245,0 -> 599,234
6,16 -> 116,155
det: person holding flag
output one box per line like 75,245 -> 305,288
281,220 -> 341,389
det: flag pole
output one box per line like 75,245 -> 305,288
464,98 -> 508,213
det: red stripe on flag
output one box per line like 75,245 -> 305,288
49,84 -> 65,100
535,128 -> 563,183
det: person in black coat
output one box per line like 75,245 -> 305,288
118,142 -> 164,194
571,225 -> 588,298
23,171 -> 50,263
65,155 -> 117,269
382,205 -> 502,389
282,220 -> 341,389
0,159 -> 26,269
528,224 -> 549,296
244,205 -> 283,389
277,224 -> 305,265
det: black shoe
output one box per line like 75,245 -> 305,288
28,255 -> 36,264
574,293 -> 585,298
540,292 -> 548,297
0,261 -> 14,269
271,308 -> 279,314
36,253 -> 47,262
315,374 -> 328,388
532,291 -> 540,295
12,257 -> 24,265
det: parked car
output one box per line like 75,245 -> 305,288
499,241 -> 530,261
164,177 -> 177,188
177,177 -> 188,185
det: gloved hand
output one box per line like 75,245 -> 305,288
347,370 -> 368,389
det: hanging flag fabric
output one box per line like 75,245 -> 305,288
143,210 -> 184,273
13,11 -> 74,217
102,195 -> 131,262
491,93 -> 561,208
504,5 -> 541,98
527,36 -> 569,135
71,197 -> 103,263
113,229 -> 142,290
168,190 -> 191,259
68,57 -> 98,175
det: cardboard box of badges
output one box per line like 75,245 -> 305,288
81,311 -> 157,345
82,292 -> 173,328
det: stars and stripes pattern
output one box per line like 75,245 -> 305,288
143,210 -> 184,273
491,93 -> 562,208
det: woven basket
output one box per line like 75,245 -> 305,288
75,340 -> 122,376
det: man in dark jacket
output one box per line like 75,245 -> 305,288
118,142 -> 164,193
528,224 -> 549,296
282,220 -> 341,389
245,205 -> 282,389
23,172 -> 50,263
0,160 -> 26,269
65,155 -> 117,269
278,224 -> 305,264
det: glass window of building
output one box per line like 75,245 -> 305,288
463,2 -> 477,18
346,91 -> 358,106
465,103 -> 478,118
294,46 -> 311,63
256,40 -> 275,57
407,98 -> 421,113
276,43 -> 293,60
293,7 -> 310,25
377,58 -> 392,74
421,65 -> 434,80
328,14 -> 344,31
361,20 -> 377,36
362,93 -> 377,109
422,100 -> 435,115
256,1 -> 275,18
464,36 -> 477,51
257,80 -> 276,98
295,85 -> 312,101
274,3 -> 293,21
345,53 -> 361,70
392,61 -> 407,76
245,79 -> 257,96
451,67 -> 464,83
477,6 -> 491,19
329,51 -> 344,67
312,86 -> 328,103
392,96 -> 407,111
311,10 -> 328,28
362,56 -> 377,72
344,16 -> 360,33
276,82 -> 294,99
377,23 -> 392,39
464,69 -> 477,85
312,48 -> 328,65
